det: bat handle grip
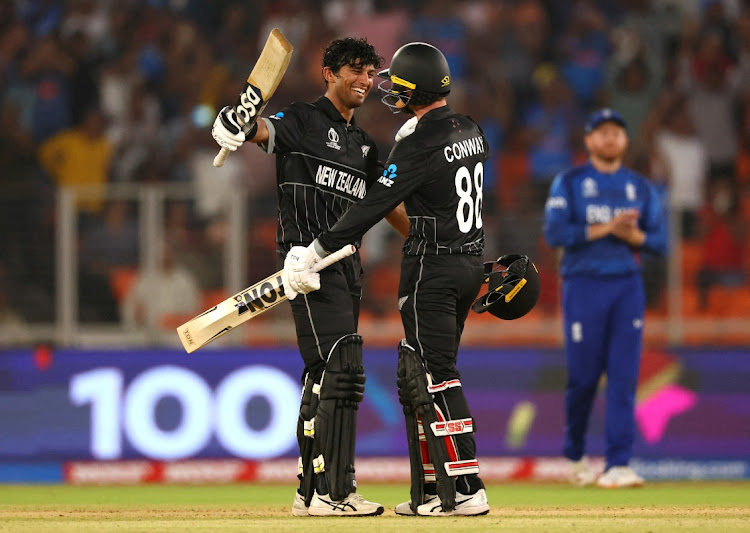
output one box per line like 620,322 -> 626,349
311,244 -> 356,273
214,147 -> 230,167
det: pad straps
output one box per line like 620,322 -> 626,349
398,340 -> 458,511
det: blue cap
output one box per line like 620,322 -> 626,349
584,108 -> 627,133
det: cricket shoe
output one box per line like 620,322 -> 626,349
394,494 -> 438,516
569,456 -> 597,486
308,492 -> 384,516
596,466 -> 645,488
416,489 -> 489,516
291,491 -> 309,517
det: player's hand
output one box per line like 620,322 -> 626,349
211,106 -> 245,151
284,244 -> 322,295
395,116 -> 418,142
281,270 -> 298,301
610,209 -> 639,239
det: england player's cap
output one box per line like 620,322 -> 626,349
584,108 -> 627,133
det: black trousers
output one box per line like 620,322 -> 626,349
398,253 -> 485,494
284,254 -> 363,383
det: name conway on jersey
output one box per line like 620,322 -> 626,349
318,105 -> 489,256
260,96 -> 382,251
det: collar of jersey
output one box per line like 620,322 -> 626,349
316,96 -> 358,127
419,104 -> 453,123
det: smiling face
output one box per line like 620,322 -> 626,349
324,60 -> 376,115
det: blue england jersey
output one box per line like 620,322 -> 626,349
543,161 -> 666,277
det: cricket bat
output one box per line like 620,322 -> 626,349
214,28 -> 293,167
177,245 -> 356,353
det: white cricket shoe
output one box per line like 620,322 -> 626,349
570,456 -> 597,486
394,494 -> 438,516
416,488 -> 489,516
596,466 -> 645,488
291,491 -> 309,517
308,492 -> 384,516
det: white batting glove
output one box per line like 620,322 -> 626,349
395,116 -> 418,142
211,106 -> 245,151
284,244 -> 322,296
281,270 -> 298,301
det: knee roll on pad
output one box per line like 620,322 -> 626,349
312,334 -> 365,501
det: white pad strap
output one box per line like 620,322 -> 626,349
445,459 -> 480,476
303,418 -> 315,438
426,376 -> 462,393
313,454 -> 325,474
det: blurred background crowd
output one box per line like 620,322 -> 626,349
1,0 -> 750,346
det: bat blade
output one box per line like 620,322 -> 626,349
177,270 -> 286,353
214,28 -> 294,167
177,245 -> 355,353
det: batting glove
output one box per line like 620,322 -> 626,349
395,116 -> 418,142
284,244 -> 322,296
211,106 -> 245,151
281,270 -> 299,301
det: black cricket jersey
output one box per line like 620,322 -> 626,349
317,105 -> 488,256
260,96 -> 383,253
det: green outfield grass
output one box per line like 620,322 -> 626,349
0,482 -> 749,532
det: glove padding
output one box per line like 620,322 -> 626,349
395,116 -> 418,142
211,106 -> 245,151
283,244 -> 323,298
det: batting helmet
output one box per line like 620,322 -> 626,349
378,42 -> 451,113
471,254 -> 540,320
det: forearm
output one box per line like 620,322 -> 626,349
385,203 -> 409,238
247,117 -> 269,144
621,228 -> 646,247
586,222 -> 612,241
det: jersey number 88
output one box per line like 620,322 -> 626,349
455,162 -> 483,233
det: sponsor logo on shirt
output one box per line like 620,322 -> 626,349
546,196 -> 567,210
378,164 -> 398,187
270,112 -> 284,120
582,177 -> 598,197
314,164 -> 366,199
326,127 -> 341,150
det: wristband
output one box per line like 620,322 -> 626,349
243,120 -> 259,140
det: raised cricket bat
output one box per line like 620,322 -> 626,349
214,28 -> 293,167
177,245 -> 356,353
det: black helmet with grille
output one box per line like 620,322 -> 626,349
472,254 -> 540,320
378,42 -> 451,113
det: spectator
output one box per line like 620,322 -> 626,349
122,241 -> 200,330
37,106 -> 112,218
681,32 -> 740,182
607,29 -> 662,141
77,200 -> 139,323
558,1 -> 611,107
652,92 -> 708,239
696,179 -> 748,309
519,64 -> 581,209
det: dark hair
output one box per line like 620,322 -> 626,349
322,37 -> 383,75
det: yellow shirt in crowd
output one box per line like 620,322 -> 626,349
38,129 -> 113,214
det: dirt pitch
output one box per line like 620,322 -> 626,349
0,482 -> 748,532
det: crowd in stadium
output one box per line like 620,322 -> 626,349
1,0 -> 749,334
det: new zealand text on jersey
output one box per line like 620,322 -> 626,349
315,164 -> 366,199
